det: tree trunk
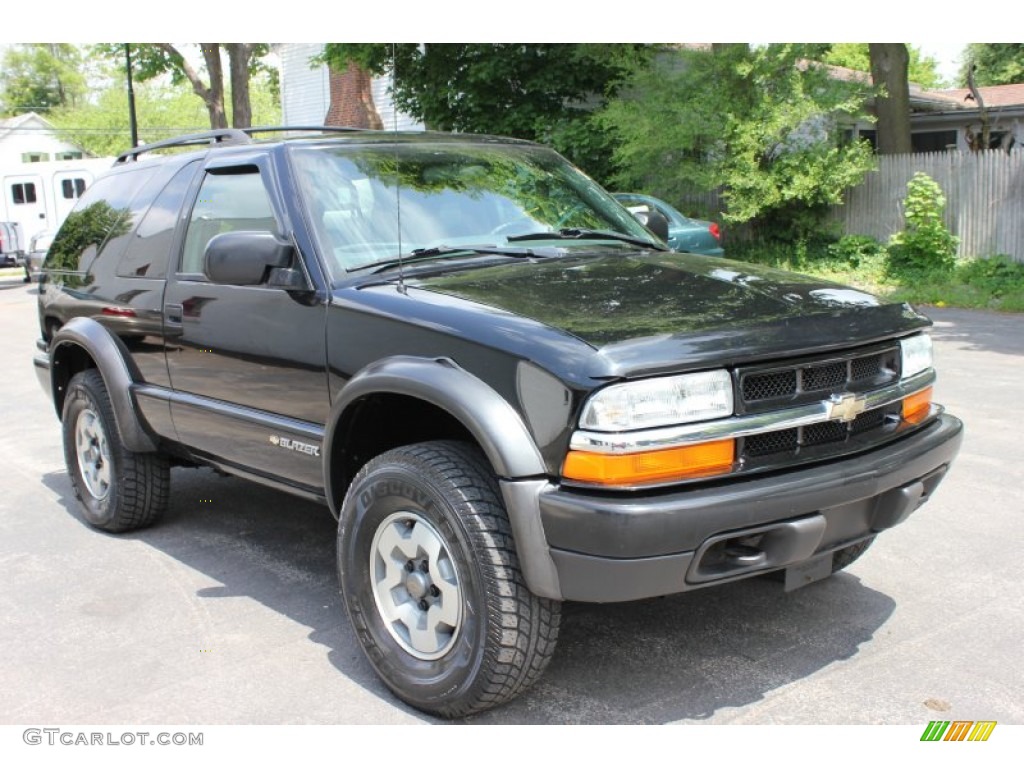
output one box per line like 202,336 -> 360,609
156,43 -> 227,129
200,44 -> 227,129
965,63 -> 990,151
225,43 -> 254,129
869,44 -> 912,154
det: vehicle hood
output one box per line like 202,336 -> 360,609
401,251 -> 930,379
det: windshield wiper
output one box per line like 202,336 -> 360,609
366,244 -> 548,274
506,228 -> 667,251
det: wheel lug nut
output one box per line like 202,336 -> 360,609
418,599 -> 429,611
405,561 -> 415,572
429,585 -> 440,597
419,560 -> 429,573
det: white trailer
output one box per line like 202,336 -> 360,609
1,157 -> 116,247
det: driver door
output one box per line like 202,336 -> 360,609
163,157 -> 330,491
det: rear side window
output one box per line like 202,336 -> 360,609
180,168 -> 278,275
44,168 -> 155,273
61,178 -> 87,199
11,183 -> 37,205
117,161 -> 200,279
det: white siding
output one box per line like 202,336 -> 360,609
0,114 -> 85,167
280,43 -> 332,126
277,43 -> 423,130
371,76 -> 422,131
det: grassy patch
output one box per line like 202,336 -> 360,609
888,256 -> 1024,312
728,240 -> 1024,313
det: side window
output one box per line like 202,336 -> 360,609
117,161 -> 200,279
61,178 -> 87,199
44,169 -> 155,273
181,168 -> 278,275
11,183 -> 37,205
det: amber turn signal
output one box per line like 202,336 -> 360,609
563,440 -> 735,486
902,386 -> 933,425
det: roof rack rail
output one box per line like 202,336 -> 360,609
115,129 -> 252,164
241,125 -> 382,137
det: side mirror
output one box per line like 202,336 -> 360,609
631,207 -> 670,243
203,231 -> 298,287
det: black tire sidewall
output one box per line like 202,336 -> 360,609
62,372 -> 122,529
338,457 -> 490,714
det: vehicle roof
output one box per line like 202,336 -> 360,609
114,127 -> 541,168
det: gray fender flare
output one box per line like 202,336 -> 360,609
324,356 -> 563,599
324,356 -> 546,498
50,317 -> 159,453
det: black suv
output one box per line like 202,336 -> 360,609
33,127 -> 963,717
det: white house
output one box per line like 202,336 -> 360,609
0,112 -> 113,247
277,44 -> 422,131
0,112 -> 86,166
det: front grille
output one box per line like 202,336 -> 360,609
739,402 -> 902,464
803,362 -> 847,391
738,344 -> 900,413
851,352 -> 886,382
742,370 -> 796,401
744,428 -> 798,457
803,420 -> 847,446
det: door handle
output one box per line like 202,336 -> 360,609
164,303 -> 183,324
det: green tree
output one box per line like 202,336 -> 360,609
94,44 -> 274,129
320,43 -> 654,184
823,44 -> 944,89
959,44 -> 1024,86
0,44 -> 87,114
50,77 -> 280,157
600,44 -> 875,237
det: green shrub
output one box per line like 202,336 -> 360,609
827,234 -> 887,267
957,254 -> 1024,296
886,172 -> 958,279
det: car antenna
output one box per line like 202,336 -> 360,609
392,43 -> 406,295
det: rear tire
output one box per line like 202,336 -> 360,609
337,440 -> 560,718
62,369 -> 169,532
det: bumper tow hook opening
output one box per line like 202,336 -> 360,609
723,544 -> 767,568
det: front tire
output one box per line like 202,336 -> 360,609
62,369 -> 169,532
337,440 -> 560,718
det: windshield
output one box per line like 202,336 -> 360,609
288,141 -> 658,275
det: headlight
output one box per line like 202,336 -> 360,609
580,370 -> 733,431
900,334 -> 933,380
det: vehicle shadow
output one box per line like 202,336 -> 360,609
465,575 -> 894,724
42,467 -> 895,725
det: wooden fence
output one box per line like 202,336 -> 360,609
829,150 -> 1024,261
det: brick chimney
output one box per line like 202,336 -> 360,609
325,61 -> 384,129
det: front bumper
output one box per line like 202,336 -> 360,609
502,413 -> 962,602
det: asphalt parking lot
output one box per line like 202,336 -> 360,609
1,274 -> 1022,726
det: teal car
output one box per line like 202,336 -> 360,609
613,193 -> 723,256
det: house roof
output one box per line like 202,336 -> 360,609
799,62 -> 966,111
934,84 -> 1024,108
0,111 -> 61,140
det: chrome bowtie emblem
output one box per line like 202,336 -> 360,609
826,393 -> 867,423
